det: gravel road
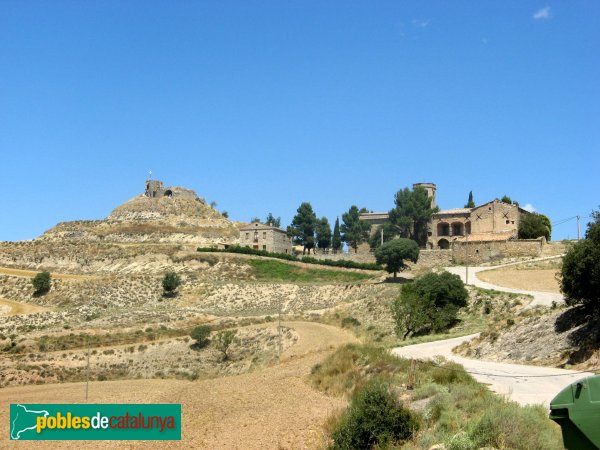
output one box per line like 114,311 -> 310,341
393,334 -> 594,406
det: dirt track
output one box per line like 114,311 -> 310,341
0,321 -> 356,449
0,297 -> 48,315
477,268 -> 560,293
0,266 -> 95,280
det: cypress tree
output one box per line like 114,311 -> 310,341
465,191 -> 475,208
332,217 -> 342,254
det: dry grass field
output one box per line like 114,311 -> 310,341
477,268 -> 561,293
0,321 -> 355,449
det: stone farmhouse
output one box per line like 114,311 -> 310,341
429,199 -> 528,249
360,183 -> 536,255
239,222 -> 293,254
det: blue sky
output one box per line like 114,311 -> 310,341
1,1 -> 598,241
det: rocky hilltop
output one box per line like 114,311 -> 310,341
38,184 -> 240,245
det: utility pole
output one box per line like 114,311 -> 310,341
277,296 -> 282,363
577,215 -> 581,241
465,233 -> 469,285
85,335 -> 90,402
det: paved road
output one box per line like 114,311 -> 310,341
393,334 -> 594,406
446,255 -> 565,308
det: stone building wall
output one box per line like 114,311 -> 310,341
239,224 -> 293,254
470,201 -> 522,235
452,238 -> 545,264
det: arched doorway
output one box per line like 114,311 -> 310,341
438,238 -> 450,249
437,222 -> 450,236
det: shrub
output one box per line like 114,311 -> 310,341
330,379 -> 420,449
392,272 -> 468,339
190,325 -> 211,348
196,245 -> 381,270
215,329 -> 236,361
32,271 -> 51,295
162,272 -> 181,296
561,209 -> 600,311
470,402 -> 563,450
341,317 -> 361,328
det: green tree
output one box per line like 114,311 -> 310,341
250,216 -> 261,223
330,379 -> 420,449
561,208 -> 600,311
332,217 -> 342,254
500,195 -> 513,204
391,285 -> 431,340
32,271 -> 51,295
190,325 -> 211,348
392,272 -> 468,339
374,239 -> 419,279
221,211 -> 229,219
368,221 -> 397,250
388,186 -> 436,248
265,212 -> 281,228
316,217 -> 332,252
518,213 -> 551,240
215,329 -> 237,361
465,191 -> 475,208
287,202 -> 318,254
341,205 -> 371,253
162,271 -> 181,296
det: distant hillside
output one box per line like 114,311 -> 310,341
38,186 -> 239,245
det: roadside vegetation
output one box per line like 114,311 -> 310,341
247,259 -> 373,283
197,245 -> 382,270
311,344 -> 562,449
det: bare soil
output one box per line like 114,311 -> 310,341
0,321 -> 356,449
477,268 -> 560,293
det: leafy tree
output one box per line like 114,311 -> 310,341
265,212 -> 281,228
341,205 -> 371,253
287,202 -> 318,254
221,211 -> 229,219
330,379 -> 420,449
392,272 -> 468,339
465,191 -> 475,208
162,271 -> 181,296
250,216 -> 261,223
518,213 -> 551,240
500,195 -> 513,204
316,217 -> 332,252
215,329 -> 237,361
561,208 -> 600,311
210,201 -> 218,208
388,186 -> 436,248
190,325 -> 211,348
32,271 -> 51,295
391,285 -> 431,340
374,239 -> 419,279
368,221 -> 397,250
332,217 -> 342,254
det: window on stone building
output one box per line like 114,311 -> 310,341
263,245 -> 266,250
245,233 -> 249,239
263,232 -> 267,239
506,220 -> 510,224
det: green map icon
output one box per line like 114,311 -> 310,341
10,404 -> 49,440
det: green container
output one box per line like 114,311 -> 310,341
550,375 -> 600,450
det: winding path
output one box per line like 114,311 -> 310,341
0,321 -> 356,449
393,334 -> 594,406
446,255 -> 564,308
